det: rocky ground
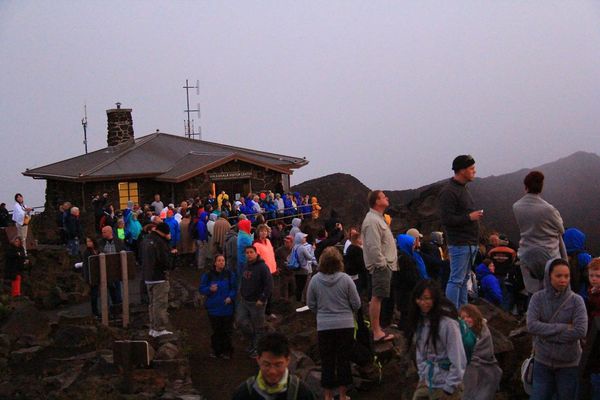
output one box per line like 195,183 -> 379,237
0,244 -> 532,399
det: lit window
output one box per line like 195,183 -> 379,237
118,182 -> 139,210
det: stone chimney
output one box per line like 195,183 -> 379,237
106,102 -> 134,146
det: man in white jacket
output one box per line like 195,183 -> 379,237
12,193 -> 32,254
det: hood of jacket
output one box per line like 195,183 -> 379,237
396,234 -> 415,256
291,218 -> 302,228
563,228 -> 586,255
315,271 -> 346,287
294,232 -> 307,245
209,213 -> 218,222
542,258 -> 573,303
199,211 -> 209,223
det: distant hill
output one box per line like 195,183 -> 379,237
293,151 -> 600,253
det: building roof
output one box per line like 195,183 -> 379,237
23,132 -> 309,183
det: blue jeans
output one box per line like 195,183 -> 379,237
446,245 -> 477,309
531,361 -> 579,400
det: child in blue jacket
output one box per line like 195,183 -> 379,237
199,254 -> 237,358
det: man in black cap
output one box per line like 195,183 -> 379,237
142,222 -> 176,337
438,155 -> 483,309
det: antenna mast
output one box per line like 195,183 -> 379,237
183,79 -> 201,140
81,103 -> 88,154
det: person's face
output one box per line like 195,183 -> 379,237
488,263 -> 496,274
102,227 -> 113,240
375,192 -> 389,209
12,238 -> 22,247
154,194 -> 160,201
414,237 -> 421,249
256,352 -> 290,386
459,165 -> 477,182
460,311 -> 474,329
259,229 -> 268,240
550,264 -> 570,291
284,239 -> 293,249
86,238 -> 94,248
16,195 -> 23,203
246,248 -> 258,263
489,235 -> 500,248
214,256 -> 225,271
416,288 -> 434,314
589,269 -> 600,288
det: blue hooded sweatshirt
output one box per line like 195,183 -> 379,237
475,263 -> 503,305
199,268 -> 237,317
396,234 -> 429,280
196,212 -> 209,242
563,228 -> 593,298
165,216 -> 180,247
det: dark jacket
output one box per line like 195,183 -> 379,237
240,256 -> 273,303
275,244 -> 292,276
0,207 -> 10,227
224,229 -> 238,271
82,247 -> 99,284
314,228 -> 344,262
344,244 -> 366,277
231,374 -> 315,400
64,213 -> 84,240
438,178 -> 479,245
199,269 -> 237,317
97,237 -> 126,253
141,231 -> 173,282
5,245 -> 26,280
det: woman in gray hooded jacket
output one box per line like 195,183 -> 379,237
526,258 -> 588,400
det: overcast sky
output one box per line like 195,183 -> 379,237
2,1 -> 600,209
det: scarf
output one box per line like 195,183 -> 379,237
255,369 -> 289,395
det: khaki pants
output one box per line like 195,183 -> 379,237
412,382 -> 463,400
147,281 -> 170,331
16,224 -> 28,254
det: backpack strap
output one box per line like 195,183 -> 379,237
287,374 -> 300,400
245,376 -> 256,396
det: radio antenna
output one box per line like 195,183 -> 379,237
183,79 -> 202,140
81,103 -> 89,154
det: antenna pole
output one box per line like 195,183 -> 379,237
183,79 -> 201,140
82,103 -> 88,154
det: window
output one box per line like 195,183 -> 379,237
118,182 -> 139,210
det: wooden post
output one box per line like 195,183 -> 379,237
120,250 -> 130,328
99,253 -> 109,326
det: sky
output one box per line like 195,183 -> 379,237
2,1 -> 600,209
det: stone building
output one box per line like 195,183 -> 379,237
23,104 -> 308,212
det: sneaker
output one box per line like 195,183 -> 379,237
267,313 -> 278,320
148,329 -> 159,337
296,305 -> 310,313
209,352 -> 218,359
154,329 -> 173,337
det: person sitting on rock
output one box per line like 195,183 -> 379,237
232,332 -> 316,400
475,260 -> 503,306
459,304 -> 502,400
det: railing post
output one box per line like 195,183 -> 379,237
120,250 -> 130,328
99,253 -> 109,326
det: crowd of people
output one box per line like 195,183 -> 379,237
4,153 -> 600,400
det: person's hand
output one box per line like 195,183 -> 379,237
469,210 -> 484,221
210,283 -> 218,293
170,249 -> 178,254
256,300 -> 264,307
224,297 -> 232,305
336,222 -> 343,231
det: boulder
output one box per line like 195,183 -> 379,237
156,342 -> 180,361
53,325 -> 98,349
42,363 -> 84,391
9,345 -> 42,364
1,303 -> 51,342
0,334 -> 10,358
489,325 -> 514,354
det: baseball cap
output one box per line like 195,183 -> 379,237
406,228 -> 423,239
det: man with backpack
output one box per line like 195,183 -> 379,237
232,332 -> 315,400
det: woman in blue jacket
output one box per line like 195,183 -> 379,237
199,254 -> 237,359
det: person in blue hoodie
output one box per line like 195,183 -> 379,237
563,227 -> 593,298
475,260 -> 503,306
164,210 -> 180,249
527,258 -> 588,399
199,254 -> 236,359
397,234 -> 430,280
196,211 -> 209,269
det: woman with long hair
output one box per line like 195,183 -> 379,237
459,304 -> 502,400
199,254 -> 236,359
406,280 -> 466,400
307,246 -> 361,400
527,258 -> 588,399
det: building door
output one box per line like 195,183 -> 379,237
214,179 -> 251,200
